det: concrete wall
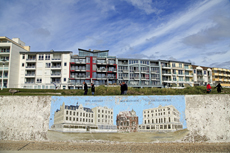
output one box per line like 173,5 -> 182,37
0,96 -> 51,141
0,95 -> 229,142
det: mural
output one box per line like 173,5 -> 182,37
49,95 -> 187,135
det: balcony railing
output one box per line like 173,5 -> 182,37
25,74 -> 35,76
51,66 -> 61,68
51,73 -> 61,76
122,70 -> 129,73
97,61 -> 107,64
52,58 -> 61,60
26,66 -> 36,68
25,82 -> 35,84
118,62 -> 128,65
26,59 -> 36,61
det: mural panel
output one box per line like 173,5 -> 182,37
49,96 -> 187,142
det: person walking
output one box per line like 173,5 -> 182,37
91,83 -> 95,95
206,83 -> 211,93
83,82 -> 88,95
123,82 -> 128,95
120,83 -> 124,95
215,83 -> 222,93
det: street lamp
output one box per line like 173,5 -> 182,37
1,59 -> 6,90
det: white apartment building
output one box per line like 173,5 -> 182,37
139,105 -> 183,132
19,51 -> 72,89
92,106 -> 117,131
192,65 -> 213,86
0,37 -> 30,88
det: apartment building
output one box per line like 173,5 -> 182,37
116,109 -> 138,132
192,65 -> 212,86
0,37 -> 30,88
160,60 -> 194,87
19,50 -> 72,89
117,59 -> 162,88
212,67 -> 230,87
139,105 -> 183,132
68,48 -> 117,89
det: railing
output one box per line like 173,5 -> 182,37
108,69 -> 117,72
0,50 -> 10,53
140,70 -> 149,73
26,59 -> 36,61
52,58 -> 61,60
162,79 -> 171,81
97,61 -> 107,64
162,72 -> 171,75
25,74 -> 35,76
0,67 -> 9,70
134,77 -> 139,79
51,66 -> 61,68
97,68 -> 107,71
107,76 -> 116,79
0,76 -> 8,78
51,73 -> 61,76
118,62 -> 128,65
122,70 -> 129,73
26,66 -> 36,68
25,82 -> 35,84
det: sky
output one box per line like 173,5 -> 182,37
0,0 -> 230,69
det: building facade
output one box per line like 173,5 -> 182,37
160,60 -> 194,88
212,67 -> 230,87
192,65 -> 212,86
68,49 -> 117,89
19,51 -> 72,89
139,105 -> 183,132
0,37 -> 30,88
52,102 -> 117,132
116,109 -> 138,132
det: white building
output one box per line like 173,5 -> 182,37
19,51 -> 72,89
139,105 -> 183,132
92,106 -> 117,132
52,103 -> 117,133
0,37 -> 30,88
192,65 -> 213,86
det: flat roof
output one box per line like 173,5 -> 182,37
78,48 -> 109,53
20,51 -> 72,54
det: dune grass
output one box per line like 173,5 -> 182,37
0,86 -> 229,96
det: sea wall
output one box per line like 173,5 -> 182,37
0,95 -> 229,142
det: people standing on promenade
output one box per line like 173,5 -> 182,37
207,83 -> 211,93
215,83 -> 222,93
83,82 -> 88,95
91,83 -> 95,95
120,83 -> 124,95
123,82 -> 128,95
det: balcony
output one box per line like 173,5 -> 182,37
107,76 -> 116,79
51,66 -> 61,69
25,82 -> 35,84
184,66 -> 193,70
150,64 -> 159,67
97,68 -> 107,72
107,69 -> 117,72
96,61 -> 107,65
151,71 -> 158,74
0,76 -> 8,79
178,73 -> 185,76
162,72 -> 171,76
141,77 -> 148,80
122,70 -> 129,73
96,76 -> 107,80
25,66 -> 36,69
162,79 -> 171,82
141,70 -> 149,73
118,62 -> 128,65
0,67 -> 9,70
134,70 -> 139,73
122,77 -> 129,80
26,59 -> 36,62
134,77 -> 139,80
151,78 -> 157,80
162,65 -> 171,69
25,74 -> 35,77
51,58 -> 61,61
0,50 -> 10,54
107,61 -> 116,65
185,73 -> 193,77
51,73 -> 61,77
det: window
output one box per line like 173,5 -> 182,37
66,111 -> 68,115
39,54 -> 44,60
64,78 -> 66,82
172,63 -> 175,67
22,63 -> 24,67
22,54 -> 25,59
64,62 -> 67,66
179,63 -> 182,68
46,63 -> 50,68
37,78 -> 42,83
204,71 -> 206,75
194,70 -> 196,74
45,54 -> 50,60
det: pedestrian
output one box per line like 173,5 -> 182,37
206,83 -> 211,93
91,83 -> 95,95
120,83 -> 124,95
83,82 -> 88,95
123,82 -> 128,95
215,83 -> 222,93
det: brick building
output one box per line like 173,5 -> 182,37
116,109 -> 138,132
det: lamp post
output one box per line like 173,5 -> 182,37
1,59 -> 6,90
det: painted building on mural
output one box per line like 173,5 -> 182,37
0,37 -> 30,88
52,102 -> 117,133
139,105 -> 183,132
116,109 -> 138,132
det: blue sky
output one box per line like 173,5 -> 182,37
49,95 -> 186,129
1,0 -> 230,69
